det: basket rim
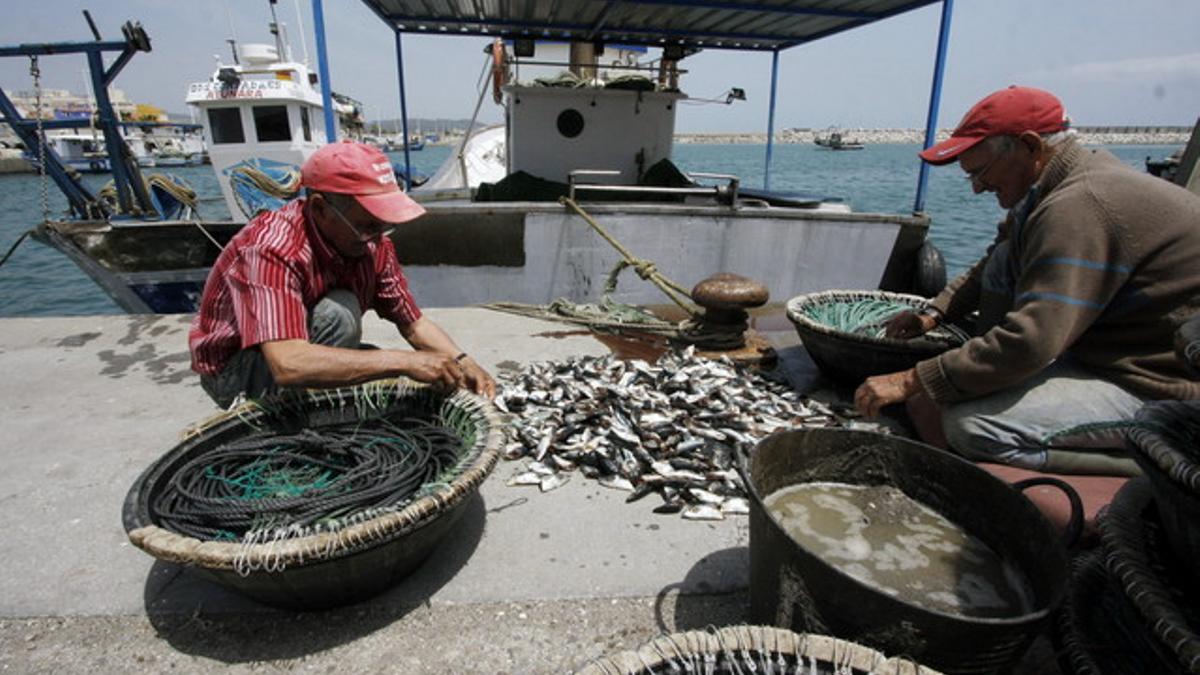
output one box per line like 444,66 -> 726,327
785,289 -> 964,351
575,625 -> 940,675
125,379 -> 503,572
1099,477 -> 1200,672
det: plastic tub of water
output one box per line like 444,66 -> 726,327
741,428 -> 1070,675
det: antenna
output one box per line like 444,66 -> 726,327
267,0 -> 285,62
292,0 -> 310,65
223,0 -> 239,64
278,22 -> 293,62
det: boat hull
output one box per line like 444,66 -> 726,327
36,201 -> 929,314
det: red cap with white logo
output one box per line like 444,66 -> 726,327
919,86 -> 1068,165
301,141 -> 426,224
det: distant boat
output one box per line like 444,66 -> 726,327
406,134 -> 424,151
814,129 -> 865,151
24,132 -> 111,173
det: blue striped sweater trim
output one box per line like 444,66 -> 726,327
1017,291 -> 1106,309
1030,257 -> 1133,275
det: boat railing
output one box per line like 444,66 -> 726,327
568,169 -> 740,205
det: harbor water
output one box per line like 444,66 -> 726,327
0,142 -> 1179,317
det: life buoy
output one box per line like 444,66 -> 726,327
913,240 -> 947,298
491,38 -> 507,105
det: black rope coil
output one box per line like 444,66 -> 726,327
150,418 -> 465,541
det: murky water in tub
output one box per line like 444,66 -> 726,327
764,482 -> 1032,618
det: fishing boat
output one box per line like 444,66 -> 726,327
184,32 -> 330,222
28,132 -> 111,173
15,0 -> 967,314
814,129 -> 865,151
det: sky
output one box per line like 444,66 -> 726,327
1,0 -> 1198,134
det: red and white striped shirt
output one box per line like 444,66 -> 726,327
189,198 -> 422,376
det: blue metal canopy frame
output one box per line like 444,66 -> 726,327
319,0 -> 954,209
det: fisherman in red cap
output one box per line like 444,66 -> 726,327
855,86 -> 1200,474
189,141 -> 495,407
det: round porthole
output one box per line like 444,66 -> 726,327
556,109 -> 584,138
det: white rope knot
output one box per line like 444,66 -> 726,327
632,259 -> 658,279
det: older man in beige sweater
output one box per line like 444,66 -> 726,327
855,86 -> 1200,474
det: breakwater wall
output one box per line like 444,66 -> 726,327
677,126 -> 1193,145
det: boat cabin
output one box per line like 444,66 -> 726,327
506,85 -> 682,186
185,43 -> 329,221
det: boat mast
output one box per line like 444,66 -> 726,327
914,0 -> 956,214
310,0 -> 337,141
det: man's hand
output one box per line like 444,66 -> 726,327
883,310 -> 938,339
404,351 -> 468,393
854,368 -> 922,418
458,355 -> 497,399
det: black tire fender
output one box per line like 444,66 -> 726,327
913,240 -> 947,298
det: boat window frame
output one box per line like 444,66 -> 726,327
251,104 -> 293,143
207,107 -> 246,145
300,105 -> 312,142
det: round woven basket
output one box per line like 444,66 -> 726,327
1054,549 -> 1185,675
1128,401 -> 1200,568
1099,477 -> 1200,673
575,625 -> 940,674
122,379 -> 503,609
785,290 -> 968,385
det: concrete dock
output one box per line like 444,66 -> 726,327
0,309 -> 1060,673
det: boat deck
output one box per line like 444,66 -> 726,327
0,309 -> 1060,673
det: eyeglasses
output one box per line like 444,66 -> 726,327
962,151 -> 1005,187
323,198 -> 395,241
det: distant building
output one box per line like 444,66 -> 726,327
9,87 -> 163,122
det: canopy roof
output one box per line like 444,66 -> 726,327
360,0 -> 941,52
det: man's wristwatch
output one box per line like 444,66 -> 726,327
918,306 -> 944,324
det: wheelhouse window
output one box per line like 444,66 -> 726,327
252,105 -> 292,142
207,108 -> 245,144
300,105 -> 312,142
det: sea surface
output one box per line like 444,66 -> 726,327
0,142 -> 1179,317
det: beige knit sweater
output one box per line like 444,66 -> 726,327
918,139 -> 1200,403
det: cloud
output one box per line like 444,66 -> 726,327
1031,53 -> 1200,83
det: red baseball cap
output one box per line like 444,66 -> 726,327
301,141 -> 426,224
919,86 -> 1068,165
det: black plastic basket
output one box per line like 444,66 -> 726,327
742,428 -> 1068,675
1098,478 -> 1200,673
122,380 -> 502,609
1054,549 -> 1186,675
1128,401 -> 1200,570
785,290 -> 967,385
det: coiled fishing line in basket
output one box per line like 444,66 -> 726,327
150,416 -> 466,542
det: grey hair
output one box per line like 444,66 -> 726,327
985,124 -> 1075,154
983,135 -> 1018,154
1041,129 -> 1075,147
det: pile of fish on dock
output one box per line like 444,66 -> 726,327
496,346 -> 888,520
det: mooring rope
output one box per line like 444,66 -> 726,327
97,173 -> 199,215
150,417 -> 466,542
0,230 -> 34,270
559,196 -> 700,318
